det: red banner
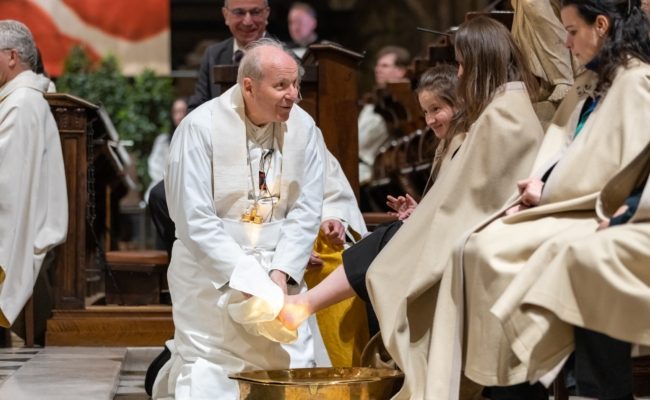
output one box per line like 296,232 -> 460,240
0,0 -> 170,76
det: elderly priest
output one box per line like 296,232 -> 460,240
152,39 -> 329,399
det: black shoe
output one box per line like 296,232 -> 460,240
144,344 -> 172,396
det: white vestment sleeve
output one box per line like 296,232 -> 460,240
322,149 -> 367,237
271,125 -> 324,283
165,117 -> 252,288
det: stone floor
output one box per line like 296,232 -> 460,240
0,338 -> 159,400
0,339 -> 648,399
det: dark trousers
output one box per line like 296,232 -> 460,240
483,327 -> 634,400
574,327 -> 633,400
482,382 -> 548,400
148,181 -> 175,258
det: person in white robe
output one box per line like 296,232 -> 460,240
152,39 -> 327,399
358,46 -> 410,185
145,97 -> 188,203
0,20 -> 67,330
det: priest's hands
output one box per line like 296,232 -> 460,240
386,194 -> 418,220
277,293 -> 312,330
506,178 -> 544,215
320,219 -> 346,248
270,269 -> 289,295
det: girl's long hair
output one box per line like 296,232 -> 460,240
453,16 -> 537,132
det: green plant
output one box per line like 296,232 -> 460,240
57,46 -> 174,192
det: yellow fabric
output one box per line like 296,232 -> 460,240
0,310 -> 9,328
304,231 -> 369,367
0,265 -> 5,327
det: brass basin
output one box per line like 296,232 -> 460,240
230,367 -> 404,399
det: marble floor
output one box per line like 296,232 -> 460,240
0,342 -> 159,400
0,341 -> 648,399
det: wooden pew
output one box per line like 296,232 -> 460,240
44,94 -> 173,346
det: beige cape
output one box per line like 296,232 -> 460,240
366,82 -> 544,399
511,0 -> 574,88
461,60 -> 650,387
491,135 -> 650,384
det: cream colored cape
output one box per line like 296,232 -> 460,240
491,137 -> 650,384
511,0 -> 574,88
366,82 -> 544,400
461,60 -> 650,388
0,70 -> 68,327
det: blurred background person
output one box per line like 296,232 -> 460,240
358,46 -> 410,201
188,0 -> 271,111
287,2 -> 319,58
145,97 -> 188,203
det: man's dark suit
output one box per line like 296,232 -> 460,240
187,37 -> 235,111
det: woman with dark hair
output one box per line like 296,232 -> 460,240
456,1 -> 650,398
282,16 -> 545,399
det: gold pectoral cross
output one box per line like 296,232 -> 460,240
241,204 -> 263,224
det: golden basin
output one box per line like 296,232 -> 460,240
230,367 -> 404,399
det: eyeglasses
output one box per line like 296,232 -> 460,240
225,7 -> 269,19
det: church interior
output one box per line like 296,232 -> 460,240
2,0 -> 650,399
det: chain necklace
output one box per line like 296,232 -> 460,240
242,123 -> 277,224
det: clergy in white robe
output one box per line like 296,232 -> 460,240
0,20 -> 68,328
358,103 -> 389,185
153,40 -> 326,399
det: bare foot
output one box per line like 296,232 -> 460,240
277,293 -> 312,330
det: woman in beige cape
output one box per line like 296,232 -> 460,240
457,1 -> 650,397
363,17 -> 544,400
491,136 -> 650,400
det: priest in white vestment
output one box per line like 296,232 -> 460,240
0,20 -> 68,329
153,39 -> 327,399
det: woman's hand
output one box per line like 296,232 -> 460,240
386,193 -> 418,220
505,178 -> 544,215
597,204 -> 629,230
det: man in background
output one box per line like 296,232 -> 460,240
188,0 -> 270,111
287,2 -> 318,58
